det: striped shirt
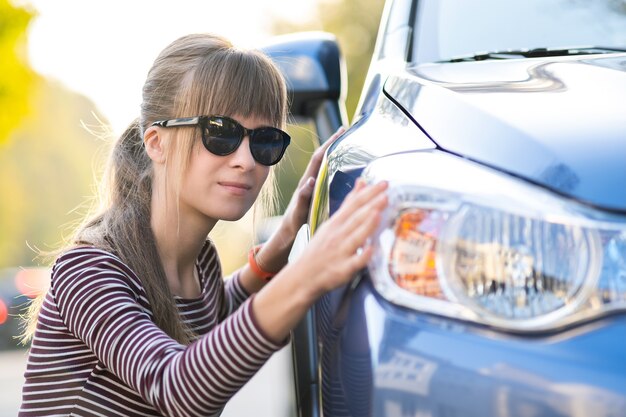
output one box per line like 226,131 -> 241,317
20,241 -> 283,417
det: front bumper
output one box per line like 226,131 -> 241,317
317,278 -> 626,417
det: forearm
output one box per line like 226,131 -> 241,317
251,260 -> 319,343
159,298 -> 283,415
239,223 -> 297,295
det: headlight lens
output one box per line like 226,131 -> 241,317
366,151 -> 626,331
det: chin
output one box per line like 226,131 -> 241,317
219,212 -> 247,222
212,204 -> 254,222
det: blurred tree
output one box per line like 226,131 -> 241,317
0,0 -> 36,144
270,0 -> 386,122
0,80 -> 108,268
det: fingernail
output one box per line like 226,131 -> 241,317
307,177 -> 315,187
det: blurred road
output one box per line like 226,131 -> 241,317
1,345 -> 296,416
0,349 -> 27,417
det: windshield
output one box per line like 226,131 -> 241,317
412,0 -> 626,63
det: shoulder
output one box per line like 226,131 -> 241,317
53,246 -> 129,276
51,246 -> 142,297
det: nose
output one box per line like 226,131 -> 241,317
228,136 -> 256,170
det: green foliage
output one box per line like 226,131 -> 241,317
0,80 -> 109,268
0,0 -> 36,144
271,0 -> 386,122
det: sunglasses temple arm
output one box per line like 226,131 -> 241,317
159,116 -> 202,127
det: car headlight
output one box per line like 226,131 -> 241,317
364,150 -> 626,332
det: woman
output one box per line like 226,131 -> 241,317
19,33 -> 387,416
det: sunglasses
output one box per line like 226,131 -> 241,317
151,115 -> 291,166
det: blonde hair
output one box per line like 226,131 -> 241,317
24,33 -> 287,344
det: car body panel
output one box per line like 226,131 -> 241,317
318,279 -> 626,417
306,85 -> 626,417
384,54 -> 626,212
309,94 -> 435,231
312,139 -> 626,416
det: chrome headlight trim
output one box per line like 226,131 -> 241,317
364,150 -> 626,332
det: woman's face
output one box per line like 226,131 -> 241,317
177,114 -> 272,224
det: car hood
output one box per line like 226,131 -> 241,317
384,54 -> 626,213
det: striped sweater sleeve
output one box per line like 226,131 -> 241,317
198,240 -> 249,320
221,269 -> 250,318
51,248 -> 283,417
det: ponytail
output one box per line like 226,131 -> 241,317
101,120 -> 192,344
21,120 -> 192,345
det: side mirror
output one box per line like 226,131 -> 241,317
261,31 -> 349,142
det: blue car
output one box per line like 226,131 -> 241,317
262,1 -> 626,416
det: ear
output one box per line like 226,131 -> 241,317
144,126 -> 167,164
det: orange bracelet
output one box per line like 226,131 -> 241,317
248,244 -> 276,282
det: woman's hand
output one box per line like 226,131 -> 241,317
252,178 -> 388,343
295,178 -> 388,297
281,126 -> 346,237
252,127 -> 346,275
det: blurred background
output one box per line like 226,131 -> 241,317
0,0 -> 384,414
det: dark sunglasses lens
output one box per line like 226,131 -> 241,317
202,117 -> 241,156
250,129 -> 289,165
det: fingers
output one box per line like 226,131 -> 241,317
318,181 -> 386,267
345,244 -> 375,275
296,177 -> 316,203
299,126 -> 346,186
334,208 -> 381,278
352,177 -> 367,192
340,191 -> 387,252
300,177 -> 386,294
334,179 -> 388,224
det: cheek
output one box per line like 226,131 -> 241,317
179,152 -> 218,196
255,167 -> 271,192
189,146 -> 219,176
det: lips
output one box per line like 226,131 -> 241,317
218,181 -> 253,196
218,181 -> 252,190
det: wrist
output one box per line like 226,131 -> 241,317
258,223 -> 296,269
273,218 -> 298,249
251,263 -> 316,342
276,261 -> 320,305
248,244 -> 277,282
